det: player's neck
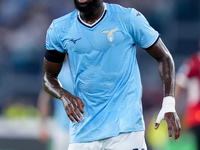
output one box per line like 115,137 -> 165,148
79,3 -> 105,25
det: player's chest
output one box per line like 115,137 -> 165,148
61,24 -> 130,54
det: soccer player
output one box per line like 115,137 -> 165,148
175,40 -> 200,150
42,0 -> 181,149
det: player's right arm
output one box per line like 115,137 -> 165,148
42,54 -> 85,123
43,22 -> 84,123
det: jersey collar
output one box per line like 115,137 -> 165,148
78,3 -> 107,28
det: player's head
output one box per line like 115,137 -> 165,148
74,0 -> 103,16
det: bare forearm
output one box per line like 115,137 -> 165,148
158,55 -> 175,97
42,58 -> 69,100
146,38 -> 175,97
42,72 -> 66,99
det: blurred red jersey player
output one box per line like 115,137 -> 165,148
176,40 -> 200,150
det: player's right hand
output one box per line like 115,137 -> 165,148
61,92 -> 85,123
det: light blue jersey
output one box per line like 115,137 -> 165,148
46,3 -> 159,143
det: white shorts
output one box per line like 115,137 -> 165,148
68,131 -> 147,150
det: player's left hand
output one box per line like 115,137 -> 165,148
155,112 -> 181,142
154,96 -> 181,142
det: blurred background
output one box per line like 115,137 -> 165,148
0,0 -> 199,149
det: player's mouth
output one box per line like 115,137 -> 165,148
79,0 -> 88,4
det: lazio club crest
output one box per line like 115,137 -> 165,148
102,29 -> 118,43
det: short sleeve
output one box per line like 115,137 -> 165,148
130,9 -> 159,49
45,22 -> 65,53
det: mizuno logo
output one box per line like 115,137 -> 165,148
69,38 -> 81,44
102,29 -> 118,42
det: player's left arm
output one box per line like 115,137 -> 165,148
145,37 -> 181,142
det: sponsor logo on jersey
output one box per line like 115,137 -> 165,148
102,29 -> 118,42
69,38 -> 81,44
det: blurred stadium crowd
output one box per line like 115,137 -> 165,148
0,0 -> 199,150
